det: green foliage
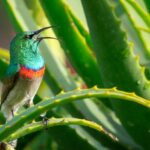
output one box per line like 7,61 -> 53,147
0,0 -> 150,149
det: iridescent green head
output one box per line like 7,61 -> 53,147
9,27 -> 54,72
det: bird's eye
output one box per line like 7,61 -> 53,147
24,35 -> 32,39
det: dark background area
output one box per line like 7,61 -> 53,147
0,0 -> 15,49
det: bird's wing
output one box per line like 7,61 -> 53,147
0,64 -> 20,104
0,73 -> 19,105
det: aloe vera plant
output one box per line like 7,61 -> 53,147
0,0 -> 150,149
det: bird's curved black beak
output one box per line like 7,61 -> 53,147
32,26 -> 58,42
33,26 -> 54,35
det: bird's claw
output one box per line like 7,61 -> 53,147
41,116 -> 49,130
11,110 -> 14,117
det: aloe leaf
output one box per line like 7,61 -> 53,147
0,49 -> 144,148
1,1 -> 145,148
81,0 -> 150,149
110,0 -> 150,81
39,2 -> 124,139
113,0 -> 150,61
45,110 -> 130,150
67,7 -> 93,49
0,5 -> 117,149
0,88 -> 149,140
34,1 -> 134,147
109,0 -> 150,72
1,1 -> 121,149
5,117 -> 116,142
37,110 -> 112,150
121,0 -> 150,49
0,49 -> 9,123
143,0 -> 150,13
11,117 -> 131,150
0,48 -> 9,60
125,0 -> 150,28
40,0 -> 103,87
0,48 -> 9,79
119,0 -> 150,79
0,41 -> 137,149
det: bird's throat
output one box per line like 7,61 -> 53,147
19,65 -> 45,79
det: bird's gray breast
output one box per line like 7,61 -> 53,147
1,76 -> 42,116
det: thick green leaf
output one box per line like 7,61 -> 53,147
8,117 -> 129,150
1,2 -> 139,148
0,88 -> 149,140
0,48 -> 9,79
6,117 -> 115,141
37,4 -> 130,145
119,0 -> 150,79
19,1 -> 131,147
40,0 -> 103,87
2,0 -> 145,149
81,0 -> 150,149
112,0 -> 150,63
121,0 -> 150,47
67,6 -> 93,49
143,0 -> 150,13
1,1 -> 117,149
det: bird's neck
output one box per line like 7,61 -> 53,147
10,46 -> 45,70
19,65 -> 45,79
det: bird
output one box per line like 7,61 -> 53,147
0,26 -> 55,121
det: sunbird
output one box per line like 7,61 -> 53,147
0,27 -> 55,121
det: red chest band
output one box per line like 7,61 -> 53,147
19,66 -> 45,78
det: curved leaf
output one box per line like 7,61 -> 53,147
81,0 -> 150,149
0,88 -> 149,141
5,117 -> 116,142
40,0 -> 103,87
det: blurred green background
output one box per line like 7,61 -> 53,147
0,0 -> 15,49
1,0 -> 150,150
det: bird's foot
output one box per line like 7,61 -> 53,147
11,110 -> 14,117
24,99 -> 30,108
8,139 -> 17,148
41,115 -> 49,130
24,99 -> 33,108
